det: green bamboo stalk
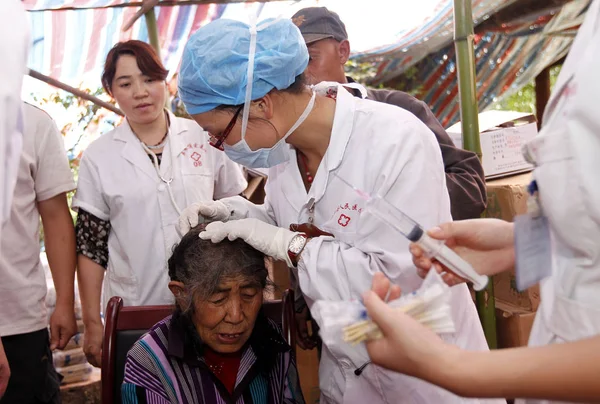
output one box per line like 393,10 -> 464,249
144,7 -> 172,111
144,7 -> 161,58
453,0 -> 497,349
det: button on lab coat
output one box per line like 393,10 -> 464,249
517,1 -> 600,403
73,111 -> 247,309
231,87 -> 503,403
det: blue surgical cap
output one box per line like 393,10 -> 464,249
178,18 -> 309,115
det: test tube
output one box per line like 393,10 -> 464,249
365,195 -> 423,240
366,195 -> 489,291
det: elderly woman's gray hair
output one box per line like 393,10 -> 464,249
168,224 -> 270,314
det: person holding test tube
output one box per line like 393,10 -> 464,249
176,16 -> 503,404
362,1 -> 600,403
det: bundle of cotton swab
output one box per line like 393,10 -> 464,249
311,270 -> 455,348
343,281 -> 454,345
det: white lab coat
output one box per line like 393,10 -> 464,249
72,111 -> 247,310
0,0 -> 28,244
229,87 -> 502,403
516,1 -> 600,403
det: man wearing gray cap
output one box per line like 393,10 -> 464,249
292,7 -> 486,222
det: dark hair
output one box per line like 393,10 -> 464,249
215,73 -> 307,114
101,40 -> 168,95
213,73 -> 307,139
168,224 -> 270,315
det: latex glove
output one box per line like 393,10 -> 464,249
177,200 -> 233,236
200,218 -> 299,267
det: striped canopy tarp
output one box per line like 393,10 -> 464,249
24,0 -> 587,126
356,0 -> 588,126
24,1 -> 245,84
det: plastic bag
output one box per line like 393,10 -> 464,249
63,333 -> 84,351
53,348 -> 87,368
56,362 -> 94,385
312,269 -> 455,347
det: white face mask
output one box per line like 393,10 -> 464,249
222,15 -> 318,169
223,90 -> 316,169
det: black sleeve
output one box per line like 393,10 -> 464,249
367,88 -> 487,220
75,208 -> 111,269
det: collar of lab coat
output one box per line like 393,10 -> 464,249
280,85 -> 356,208
113,109 -> 189,180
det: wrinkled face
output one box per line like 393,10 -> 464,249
305,39 -> 345,85
110,54 -> 166,125
193,276 -> 263,353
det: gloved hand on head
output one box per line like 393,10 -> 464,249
177,201 -> 225,235
200,218 -> 300,268
177,199 -> 235,236
177,195 -> 280,236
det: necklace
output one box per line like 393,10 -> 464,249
207,362 -> 225,376
133,111 -> 169,150
298,152 -> 313,184
144,130 -> 168,150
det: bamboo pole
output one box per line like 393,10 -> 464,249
453,0 -> 481,158
453,0 -> 497,349
144,6 -> 161,58
28,69 -> 123,116
123,0 -> 160,32
535,66 -> 551,129
31,0 -> 287,12
141,4 -> 172,111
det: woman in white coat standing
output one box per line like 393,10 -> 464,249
73,40 -> 247,367
361,1 -> 600,402
175,18 -> 503,404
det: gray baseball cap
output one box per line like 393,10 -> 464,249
291,7 -> 348,44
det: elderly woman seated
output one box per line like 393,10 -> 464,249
121,225 -> 304,404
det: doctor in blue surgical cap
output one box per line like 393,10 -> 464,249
176,16 -> 496,404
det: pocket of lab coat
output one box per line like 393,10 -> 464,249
181,173 -> 213,205
105,271 -> 139,306
532,133 -> 594,264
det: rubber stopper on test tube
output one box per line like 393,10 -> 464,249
406,226 -> 424,242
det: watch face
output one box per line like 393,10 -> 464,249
289,235 -> 306,254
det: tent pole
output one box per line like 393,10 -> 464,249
453,0 -> 497,349
144,6 -> 161,58
28,69 -> 123,116
535,66 -> 551,128
143,5 -> 172,110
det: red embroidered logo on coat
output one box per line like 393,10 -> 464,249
181,143 -> 206,156
181,143 -> 206,167
338,214 -> 351,227
335,203 -> 362,214
191,151 -> 202,167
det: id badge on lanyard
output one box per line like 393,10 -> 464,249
514,179 -> 552,290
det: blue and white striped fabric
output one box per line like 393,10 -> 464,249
23,0 -> 587,127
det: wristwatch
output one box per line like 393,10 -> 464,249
288,233 -> 309,267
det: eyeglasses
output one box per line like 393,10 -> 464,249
209,105 -> 244,151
